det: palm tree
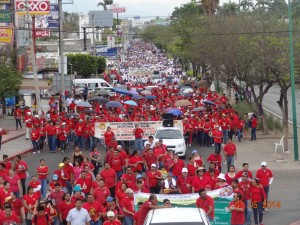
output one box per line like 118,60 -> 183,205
97,0 -> 113,10
269,0 -> 287,17
255,0 -> 271,14
240,0 -> 254,11
202,0 -> 220,16
219,1 -> 239,16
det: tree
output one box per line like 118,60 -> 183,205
0,64 -> 22,113
219,1 -> 239,16
67,54 -> 106,78
202,0 -> 220,16
240,0 -> 254,11
269,0 -> 287,18
97,0 -> 113,10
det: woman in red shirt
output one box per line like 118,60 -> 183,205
128,150 -> 144,173
146,164 -> 162,194
116,183 -> 127,207
187,156 -> 197,177
104,127 -> 115,148
59,193 -> 75,225
24,186 -> 39,225
249,178 -> 266,225
225,165 -> 238,186
250,115 -> 258,141
36,159 -> 49,199
31,125 -> 40,154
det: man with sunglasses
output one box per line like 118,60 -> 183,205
238,172 -> 252,225
228,192 -> 245,225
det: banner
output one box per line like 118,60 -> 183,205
0,10 -> 11,22
15,0 -> 50,15
35,3 -> 59,29
35,29 -> 50,37
0,27 -> 13,43
134,187 -> 233,225
94,120 -> 183,141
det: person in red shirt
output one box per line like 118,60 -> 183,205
7,192 -> 24,223
207,151 -> 222,172
14,106 -> 23,130
133,124 -> 144,155
238,172 -> 252,225
0,203 -> 20,225
137,194 -> 170,225
2,155 -> 12,171
13,155 -> 28,196
28,176 -> 41,199
48,183 -> 65,212
31,125 -> 40,154
59,193 -> 75,225
146,164 -> 162,194
143,149 -> 157,171
249,178 -> 266,225
177,168 -> 193,194
75,119 -> 85,149
170,154 -> 185,179
57,123 -> 68,153
36,159 -> 49,199
23,186 -> 39,224
196,189 -> 214,222
237,163 -> 253,181
104,127 -> 115,149
128,150 -> 144,174
192,167 -> 209,193
83,194 -> 103,224
223,138 -> 237,172
0,182 -> 12,207
110,151 -> 125,180
92,179 -> 110,206
250,115 -> 258,141
75,171 -> 92,197
45,121 -> 57,153
100,163 -> 117,198
256,162 -> 273,209
211,125 -> 223,154
228,192 -> 245,225
122,188 -> 135,225
103,211 -> 122,225
32,205 -> 51,225
153,142 -> 167,169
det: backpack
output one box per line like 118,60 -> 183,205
34,214 -> 49,225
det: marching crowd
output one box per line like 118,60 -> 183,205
0,41 -> 274,225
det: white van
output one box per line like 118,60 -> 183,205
144,208 -> 211,225
153,127 -> 186,158
73,79 -> 114,96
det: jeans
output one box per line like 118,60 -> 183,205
263,185 -> 269,202
75,136 -> 84,149
226,155 -> 235,172
109,186 -> 116,198
252,201 -> 263,225
40,179 -> 48,198
39,136 -> 46,150
244,199 -> 252,225
90,220 -> 101,225
116,171 -> 123,181
60,140 -> 67,151
251,127 -> 257,140
21,178 -> 26,195
197,130 -> 203,146
150,187 -> 160,194
16,119 -> 22,129
135,138 -> 143,154
32,140 -> 39,153
202,133 -> 210,147
214,143 -> 221,154
222,130 -> 228,144
124,216 -> 133,225
237,129 -> 243,142
66,180 -> 72,194
48,135 -> 56,152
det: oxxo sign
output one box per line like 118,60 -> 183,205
15,0 -> 50,15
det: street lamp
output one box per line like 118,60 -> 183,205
287,0 -> 299,160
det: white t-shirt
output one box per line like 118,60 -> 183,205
144,140 -> 155,149
66,207 -> 91,225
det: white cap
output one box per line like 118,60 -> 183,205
217,173 -> 226,181
107,211 -> 115,217
35,115 -> 39,118
27,112 -> 31,115
151,164 -> 157,168
117,145 -> 122,149
125,188 -> 134,194
182,168 -> 188,173
261,162 -> 267,166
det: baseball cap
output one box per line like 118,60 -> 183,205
107,211 -> 115,217
106,196 -> 114,202
182,168 -> 188,173
261,162 -> 267,166
192,150 -> 197,155
136,174 -> 143,179
73,185 -> 82,192
52,174 -> 58,180
125,188 -> 134,194
217,173 -> 226,181
151,164 -> 157,168
58,163 -> 64,168
117,145 -> 122,149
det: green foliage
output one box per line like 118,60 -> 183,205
0,64 -> 22,98
266,115 -> 275,131
67,54 -> 106,78
97,0 -> 113,10
233,101 -> 256,118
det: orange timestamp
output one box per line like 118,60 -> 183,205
248,201 -> 281,209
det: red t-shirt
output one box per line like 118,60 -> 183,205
83,201 -> 103,221
229,200 -> 245,225
249,185 -> 266,202
8,199 -> 23,216
238,180 -> 251,201
192,176 -> 209,193
23,193 -> 39,212
93,187 -> 110,205
134,128 -> 143,139
212,130 -> 223,143
147,171 -> 161,188
144,154 -> 157,169
225,173 -> 237,185
256,168 -> 273,187
0,213 -> 20,225
187,164 -> 197,177
223,143 -> 236,156
128,156 -> 143,172
75,177 -> 92,194
5,175 -> 20,192
110,156 -> 124,172
103,219 -> 122,225
196,196 -> 214,219
15,161 -> 28,179
100,169 -> 116,188
172,160 -> 185,177
37,166 -> 49,180
59,201 -> 75,220
122,197 -> 134,217
177,175 -> 193,194
137,200 -> 152,225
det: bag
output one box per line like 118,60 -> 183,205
34,214 -> 49,224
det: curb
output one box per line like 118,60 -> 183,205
2,132 -> 26,145
7,147 -> 33,161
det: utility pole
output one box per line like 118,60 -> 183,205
58,0 -> 66,110
25,0 -> 41,113
83,27 -> 87,51
91,13 -> 96,55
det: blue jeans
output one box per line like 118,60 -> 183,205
40,179 -> 48,198
244,199 -> 252,225
252,201 -> 263,225
124,216 -> 133,225
75,136 -> 84,149
48,135 -> 56,152
66,180 -> 72,194
116,171 -> 123,181
264,185 -> 269,202
222,130 -> 228,144
237,129 -> 243,142
214,143 -> 221,154
90,220 -> 101,225
32,140 -> 39,152
135,138 -> 143,154
226,155 -> 235,172
251,127 -> 257,140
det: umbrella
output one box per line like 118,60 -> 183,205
132,95 -> 144,100
175,99 -> 193,107
182,93 -> 192,97
106,101 -> 123,108
112,87 -> 132,96
96,90 -> 110,96
192,107 -> 206,112
64,113 -> 79,118
124,100 -> 138,106
145,95 -> 156,100
88,97 -> 109,105
77,102 -> 92,108
202,99 -> 216,105
85,109 -> 95,114
129,90 -> 139,95
183,88 -> 194,94
141,90 -> 151,95
167,108 -> 183,116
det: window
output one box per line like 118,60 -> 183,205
155,130 -> 183,139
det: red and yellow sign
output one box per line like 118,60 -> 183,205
0,27 -> 14,43
0,0 -> 11,3
15,0 -> 50,15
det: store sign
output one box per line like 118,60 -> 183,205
111,7 -> 126,13
35,29 -> 50,37
0,27 -> 14,43
15,0 -> 50,15
0,0 -> 11,3
0,10 -> 11,22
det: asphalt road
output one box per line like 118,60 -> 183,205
22,144 -> 300,225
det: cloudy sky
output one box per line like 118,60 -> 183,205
63,0 -> 189,19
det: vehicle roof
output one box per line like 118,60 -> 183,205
156,127 -> 181,131
149,208 -> 205,224
74,78 -> 107,82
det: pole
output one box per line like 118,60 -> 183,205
83,27 -> 87,51
92,13 -> 96,55
32,16 -> 36,55
25,0 -> 41,113
288,0 -> 299,160
58,0 -> 66,111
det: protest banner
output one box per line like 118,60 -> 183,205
94,120 -> 183,141
133,186 -> 233,225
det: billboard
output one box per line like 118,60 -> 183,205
35,29 -> 50,37
0,10 -> 11,22
15,0 -> 50,15
89,10 -> 113,27
111,7 -> 126,13
0,27 -> 14,43
0,0 -> 11,3
35,3 -> 59,29
95,46 -> 117,58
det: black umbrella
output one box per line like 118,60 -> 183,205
64,113 -> 79,118
88,97 -> 109,105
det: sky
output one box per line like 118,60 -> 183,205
63,0 -> 190,19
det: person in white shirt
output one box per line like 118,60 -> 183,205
66,96 -> 74,113
66,198 -> 91,225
